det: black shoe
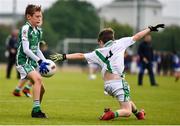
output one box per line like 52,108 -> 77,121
31,110 -> 48,118
151,84 -> 158,86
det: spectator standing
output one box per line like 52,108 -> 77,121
6,29 -> 20,79
138,34 -> 158,86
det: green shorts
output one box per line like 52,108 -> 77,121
16,64 -> 36,79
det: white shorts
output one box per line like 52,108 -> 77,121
16,64 -> 36,80
104,79 -> 130,102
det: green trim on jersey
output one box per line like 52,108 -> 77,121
104,40 -> 113,47
16,22 -> 42,68
95,50 -> 112,73
122,79 -> 130,102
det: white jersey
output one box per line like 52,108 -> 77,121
84,37 -> 135,78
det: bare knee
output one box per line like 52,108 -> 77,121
34,76 -> 42,85
124,110 -> 132,117
119,101 -> 132,117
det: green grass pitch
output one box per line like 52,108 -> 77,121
0,66 -> 180,125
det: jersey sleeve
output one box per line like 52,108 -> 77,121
21,25 -> 40,62
21,25 -> 29,42
84,51 -> 98,64
37,43 -> 46,61
22,41 -> 40,62
115,37 -> 135,49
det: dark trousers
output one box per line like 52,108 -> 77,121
138,62 -> 156,85
6,56 -> 20,79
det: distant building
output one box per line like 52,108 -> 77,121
0,0 -> 56,26
159,0 -> 180,26
99,0 -> 180,31
162,17 -> 180,26
0,13 -> 22,26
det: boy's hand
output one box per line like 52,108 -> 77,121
38,60 -> 49,74
148,24 -> 165,32
50,53 -> 66,62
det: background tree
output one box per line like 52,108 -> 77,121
43,0 -> 100,45
104,20 -> 133,38
41,21 -> 59,48
152,25 -> 180,52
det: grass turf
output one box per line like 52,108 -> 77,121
0,65 -> 180,125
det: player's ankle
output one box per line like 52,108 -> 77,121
114,111 -> 119,118
132,109 -> 138,115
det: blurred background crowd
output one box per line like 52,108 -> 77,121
124,50 -> 179,76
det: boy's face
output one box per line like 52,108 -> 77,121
27,11 -> 42,27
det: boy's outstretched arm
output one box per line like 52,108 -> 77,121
132,24 -> 165,42
50,53 -> 84,62
66,53 -> 85,60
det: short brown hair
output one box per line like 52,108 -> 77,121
25,4 -> 41,17
98,28 -> 115,44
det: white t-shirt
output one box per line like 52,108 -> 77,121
84,37 -> 135,78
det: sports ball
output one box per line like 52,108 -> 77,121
40,59 -> 57,77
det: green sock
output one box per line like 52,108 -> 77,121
33,106 -> 40,112
133,109 -> 138,115
15,87 -> 21,92
33,100 -> 40,112
114,111 -> 119,118
24,84 -> 31,90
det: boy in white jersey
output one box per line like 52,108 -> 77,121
50,24 -> 164,120
16,4 -> 49,118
